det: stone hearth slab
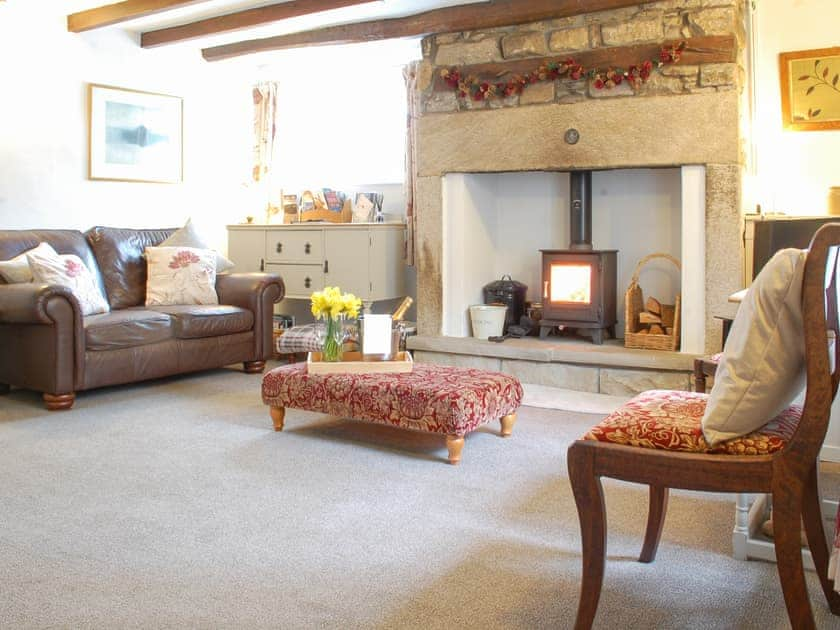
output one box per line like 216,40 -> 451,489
409,335 -> 699,395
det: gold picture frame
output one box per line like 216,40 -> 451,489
88,84 -> 183,183
779,46 -> 840,131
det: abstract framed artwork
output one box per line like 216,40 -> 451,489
779,46 -> 840,131
88,84 -> 183,183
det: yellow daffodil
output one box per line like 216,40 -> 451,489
310,286 -> 361,320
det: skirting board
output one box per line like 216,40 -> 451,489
732,494 -> 839,569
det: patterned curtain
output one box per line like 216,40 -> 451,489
403,62 -> 418,267
252,82 -> 278,184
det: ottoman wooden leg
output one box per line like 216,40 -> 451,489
500,412 -> 517,437
446,434 -> 465,465
270,406 -> 285,431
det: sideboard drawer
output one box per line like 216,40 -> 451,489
266,230 -> 323,263
266,263 -> 324,298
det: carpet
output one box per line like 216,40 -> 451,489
0,367 -> 837,629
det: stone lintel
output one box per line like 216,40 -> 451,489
416,91 -> 739,177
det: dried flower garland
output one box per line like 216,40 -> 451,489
441,42 -> 686,102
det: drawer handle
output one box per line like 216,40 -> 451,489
304,242 -> 311,254
324,259 -> 329,274
260,258 -> 264,272
304,277 -> 311,289
276,242 -> 283,253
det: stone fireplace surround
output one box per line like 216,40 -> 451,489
406,1 -> 744,394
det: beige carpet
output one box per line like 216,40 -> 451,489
1,366 -> 838,629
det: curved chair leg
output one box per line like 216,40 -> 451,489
801,463 -> 840,615
639,485 -> 669,563
772,481 -> 816,630
568,443 -> 606,630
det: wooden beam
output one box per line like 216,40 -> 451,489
141,0 -> 381,48
430,35 -> 738,90
202,0 -> 644,62
68,0 -> 213,32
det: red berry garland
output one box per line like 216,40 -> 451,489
440,42 -> 686,102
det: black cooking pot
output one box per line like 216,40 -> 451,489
483,275 -> 528,333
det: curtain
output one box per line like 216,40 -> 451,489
252,82 -> 278,184
403,62 -> 418,267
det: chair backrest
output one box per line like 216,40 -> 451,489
789,223 -> 840,466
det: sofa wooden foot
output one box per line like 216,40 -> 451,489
43,392 -> 75,411
243,360 -> 266,374
446,434 -> 465,465
500,413 -> 516,437
270,406 -> 285,431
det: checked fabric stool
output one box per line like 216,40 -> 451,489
261,362 -> 523,464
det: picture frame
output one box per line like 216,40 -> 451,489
88,84 -> 183,183
779,46 -> 840,131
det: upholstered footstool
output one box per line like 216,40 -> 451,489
261,362 -> 523,464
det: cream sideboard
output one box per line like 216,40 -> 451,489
227,223 -> 406,303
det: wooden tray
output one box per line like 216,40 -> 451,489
306,351 -> 413,374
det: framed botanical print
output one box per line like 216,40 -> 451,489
88,84 -> 183,183
779,46 -> 840,131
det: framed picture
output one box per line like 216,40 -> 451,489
88,84 -> 183,183
779,46 -> 840,131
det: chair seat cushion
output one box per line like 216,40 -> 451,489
583,390 -> 802,456
145,304 -> 253,339
84,310 -> 173,351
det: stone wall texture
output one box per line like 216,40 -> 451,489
412,0 -> 745,348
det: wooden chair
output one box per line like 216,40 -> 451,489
568,224 -> 840,629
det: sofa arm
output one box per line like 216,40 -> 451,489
0,283 -> 85,394
0,283 -> 81,324
216,272 -> 284,360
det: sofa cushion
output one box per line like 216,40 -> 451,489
146,305 -> 253,339
0,230 -> 104,293
86,226 -> 176,309
0,242 -> 58,283
27,246 -> 110,316
84,309 -> 173,351
144,246 -> 219,306
160,219 -> 234,273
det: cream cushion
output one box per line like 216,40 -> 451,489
26,246 -> 110,316
701,248 -> 806,446
160,219 -> 234,273
145,246 -> 218,306
0,242 -> 59,283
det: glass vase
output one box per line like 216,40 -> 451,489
321,315 -> 345,362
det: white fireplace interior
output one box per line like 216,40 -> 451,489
441,167 -> 706,353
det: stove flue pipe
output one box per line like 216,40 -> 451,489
569,170 -> 593,251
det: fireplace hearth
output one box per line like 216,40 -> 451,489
538,171 -> 618,345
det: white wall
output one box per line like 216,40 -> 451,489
442,169 -> 682,338
750,0 -> 840,215
0,1 -> 252,252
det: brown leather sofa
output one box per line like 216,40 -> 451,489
0,227 -> 284,410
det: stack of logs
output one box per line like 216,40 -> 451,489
635,297 -> 676,336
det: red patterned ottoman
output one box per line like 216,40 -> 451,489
261,362 -> 523,464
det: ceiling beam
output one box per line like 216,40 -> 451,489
68,0 -> 212,32
202,0 -> 644,62
141,0 -> 381,48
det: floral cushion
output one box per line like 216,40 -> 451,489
144,246 -> 218,306
583,389 -> 801,456
262,362 -> 523,436
26,245 -> 110,316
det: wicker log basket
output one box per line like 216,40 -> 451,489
624,252 -> 681,351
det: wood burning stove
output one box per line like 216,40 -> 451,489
538,171 -> 617,344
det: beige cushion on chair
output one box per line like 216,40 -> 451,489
701,248 -> 806,446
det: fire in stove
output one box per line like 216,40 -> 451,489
549,264 -> 592,303
538,170 -> 618,345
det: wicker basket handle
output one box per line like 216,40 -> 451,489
631,252 -> 681,284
